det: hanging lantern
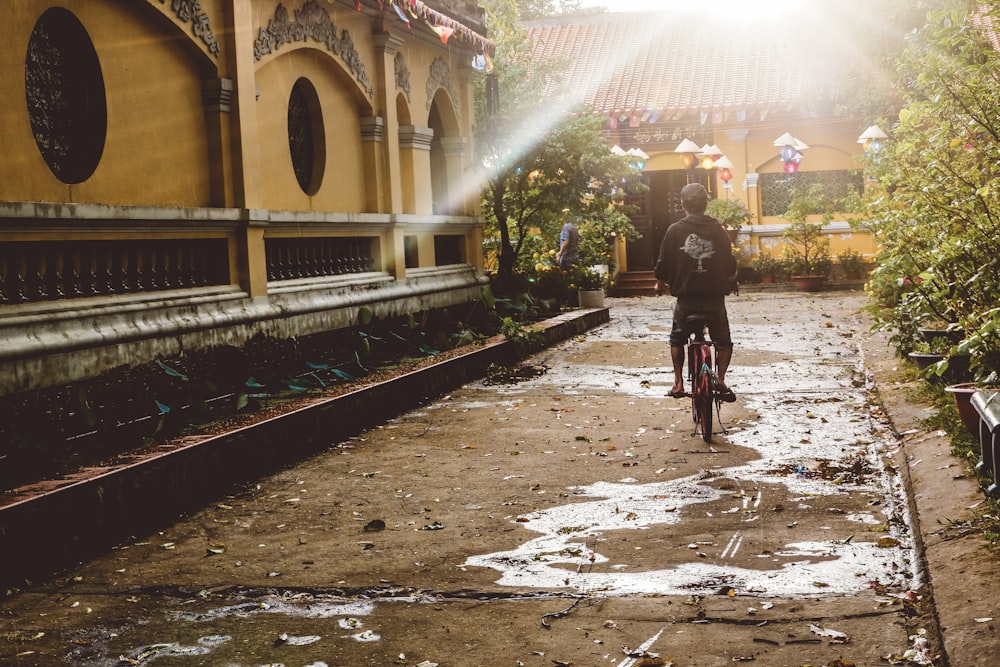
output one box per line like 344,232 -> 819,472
784,161 -> 798,175
779,145 -> 797,163
674,138 -> 701,170
713,156 -> 735,184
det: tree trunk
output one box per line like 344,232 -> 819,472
492,181 -> 516,283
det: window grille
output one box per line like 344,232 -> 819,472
759,170 -> 863,217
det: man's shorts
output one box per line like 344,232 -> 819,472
669,296 -> 733,349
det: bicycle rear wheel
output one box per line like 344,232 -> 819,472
694,365 -> 714,442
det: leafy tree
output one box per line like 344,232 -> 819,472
780,185 -> 836,277
475,0 -> 642,285
517,0 -> 590,19
865,1 -> 1000,379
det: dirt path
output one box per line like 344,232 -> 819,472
0,293 -> 937,666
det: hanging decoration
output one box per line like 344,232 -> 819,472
774,132 -> 807,177
392,1 -> 411,26
352,1 -> 495,57
471,46 -> 493,73
427,21 -> 454,44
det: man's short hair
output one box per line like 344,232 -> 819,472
680,183 -> 709,215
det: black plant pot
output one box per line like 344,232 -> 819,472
908,352 -> 945,371
919,327 -> 964,344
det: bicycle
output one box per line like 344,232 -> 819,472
680,315 -> 726,442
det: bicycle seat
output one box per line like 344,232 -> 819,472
683,314 -> 712,340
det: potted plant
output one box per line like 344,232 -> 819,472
752,253 -> 783,284
836,248 -> 867,281
568,264 -> 608,308
781,184 -> 834,291
945,382 -> 981,436
706,197 -> 753,242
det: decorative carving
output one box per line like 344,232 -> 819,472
426,58 -> 459,118
157,0 -> 220,57
254,1 -> 374,99
394,52 -> 411,102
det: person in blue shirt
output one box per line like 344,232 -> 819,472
555,217 -> 580,270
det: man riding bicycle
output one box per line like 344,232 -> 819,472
653,183 -> 738,402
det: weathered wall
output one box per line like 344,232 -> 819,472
0,0 -> 491,395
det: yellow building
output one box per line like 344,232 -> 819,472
526,9 -> 884,278
0,0 -> 491,395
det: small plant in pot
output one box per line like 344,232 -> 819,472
568,264 -> 609,292
567,264 -> 609,308
752,252 -> 783,283
837,249 -> 867,280
706,197 -> 753,240
781,184 -> 835,291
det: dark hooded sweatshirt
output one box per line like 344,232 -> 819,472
653,214 -> 737,299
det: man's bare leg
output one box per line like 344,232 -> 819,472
670,344 -> 685,396
716,346 -> 732,388
715,346 -> 736,401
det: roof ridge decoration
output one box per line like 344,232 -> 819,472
254,1 -> 375,98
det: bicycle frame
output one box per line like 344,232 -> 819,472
685,320 -> 724,442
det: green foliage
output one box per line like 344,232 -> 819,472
499,316 -> 546,354
516,0 -> 588,19
475,1 -> 644,283
864,1 -> 1000,382
780,184 -> 834,277
752,253 -> 784,280
577,208 -> 640,271
566,264 -> 608,291
705,197 -> 753,231
837,249 -> 867,280
358,306 -> 374,326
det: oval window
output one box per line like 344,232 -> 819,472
25,8 -> 107,184
287,78 -> 326,196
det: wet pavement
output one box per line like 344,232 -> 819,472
0,292 -> 991,666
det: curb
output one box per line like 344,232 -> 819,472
0,307 -> 610,590
863,327 -> 1000,666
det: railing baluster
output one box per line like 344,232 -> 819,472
66,249 -> 82,297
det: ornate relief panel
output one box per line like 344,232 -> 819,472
156,0 -> 220,56
426,57 -> 459,118
394,52 -> 411,102
254,1 -> 374,99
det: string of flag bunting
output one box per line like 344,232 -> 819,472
353,0 -> 495,70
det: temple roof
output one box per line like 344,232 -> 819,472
525,9 -> 862,123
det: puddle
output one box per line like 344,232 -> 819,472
464,298 -> 918,597
172,598 -> 376,623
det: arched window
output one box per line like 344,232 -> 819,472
287,78 -> 326,195
25,8 -> 107,184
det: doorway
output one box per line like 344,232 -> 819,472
626,170 -> 711,271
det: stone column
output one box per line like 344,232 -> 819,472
222,0 -> 266,296
439,136 -> 470,216
360,116 -> 386,214
398,126 -> 434,215
201,77 -> 234,208
373,32 -> 405,214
